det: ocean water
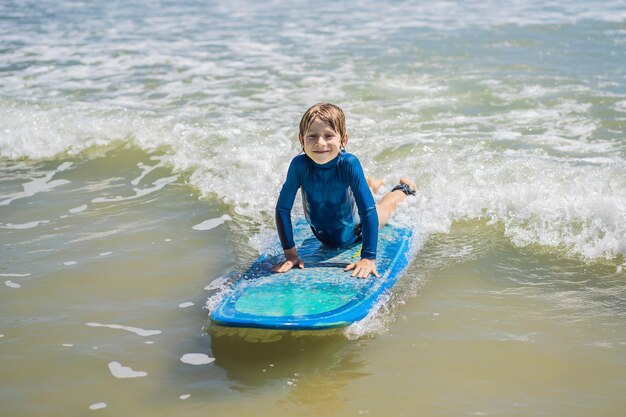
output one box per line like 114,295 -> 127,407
1,0 -> 625,416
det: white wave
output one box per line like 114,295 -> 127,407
0,102 -> 172,160
1,98 -> 623,262
400,150 -> 626,260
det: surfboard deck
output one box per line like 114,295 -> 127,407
210,220 -> 413,330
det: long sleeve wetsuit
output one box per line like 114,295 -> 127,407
275,151 -> 378,259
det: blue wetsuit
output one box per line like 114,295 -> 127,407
275,150 -> 378,259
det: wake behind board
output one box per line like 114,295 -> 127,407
210,220 -> 413,330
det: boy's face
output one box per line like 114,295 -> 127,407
301,118 -> 345,165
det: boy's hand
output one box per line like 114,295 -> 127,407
271,247 -> 304,273
272,257 -> 304,273
344,258 -> 379,279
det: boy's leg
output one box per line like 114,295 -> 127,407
376,178 -> 416,229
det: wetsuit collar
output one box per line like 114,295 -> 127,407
310,150 -> 344,170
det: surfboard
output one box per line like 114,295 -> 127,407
210,220 -> 413,330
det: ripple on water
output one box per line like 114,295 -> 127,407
85,322 -> 162,337
69,205 -> 88,214
178,302 -> 194,308
1,220 -> 49,230
192,215 -> 232,231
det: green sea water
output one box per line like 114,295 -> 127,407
1,1 -> 625,416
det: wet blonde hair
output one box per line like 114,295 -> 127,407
298,102 -> 347,146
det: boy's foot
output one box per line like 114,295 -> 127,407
391,177 -> 417,196
399,177 -> 416,191
366,176 -> 384,194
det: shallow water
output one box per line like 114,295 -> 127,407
1,1 -> 625,416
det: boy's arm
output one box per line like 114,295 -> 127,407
344,154 -> 379,278
275,158 -> 299,250
273,158 -> 305,272
346,155 -> 378,259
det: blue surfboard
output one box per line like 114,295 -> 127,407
210,220 -> 413,330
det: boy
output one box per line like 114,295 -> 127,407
272,103 -> 416,278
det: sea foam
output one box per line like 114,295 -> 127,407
180,353 -> 215,365
108,361 -> 147,378
85,322 -> 162,337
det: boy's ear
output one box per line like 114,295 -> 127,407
342,133 -> 349,148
